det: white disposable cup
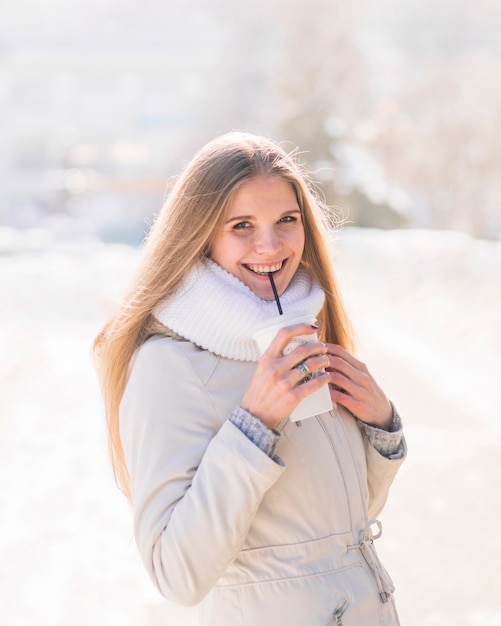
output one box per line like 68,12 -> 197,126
253,312 -> 333,422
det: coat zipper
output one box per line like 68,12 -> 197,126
336,413 -> 368,523
326,599 -> 349,625
316,416 -> 353,528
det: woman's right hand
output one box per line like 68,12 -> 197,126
241,323 -> 331,430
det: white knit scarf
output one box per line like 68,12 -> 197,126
153,260 -> 325,362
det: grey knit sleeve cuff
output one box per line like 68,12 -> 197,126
359,403 -> 404,458
229,405 -> 283,463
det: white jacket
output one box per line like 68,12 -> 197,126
120,335 -> 406,626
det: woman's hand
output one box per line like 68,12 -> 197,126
242,323 -> 331,430
325,344 -> 392,430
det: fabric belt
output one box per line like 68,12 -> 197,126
349,519 -> 395,603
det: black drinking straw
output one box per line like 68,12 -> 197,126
267,272 -> 283,315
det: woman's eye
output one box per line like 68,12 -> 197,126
278,215 -> 298,224
233,221 -> 251,230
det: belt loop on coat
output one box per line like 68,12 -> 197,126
351,519 -> 395,603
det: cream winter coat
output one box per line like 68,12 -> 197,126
120,333 -> 406,626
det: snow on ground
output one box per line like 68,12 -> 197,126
334,228 -> 501,427
0,228 -> 500,626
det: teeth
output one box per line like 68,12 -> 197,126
247,262 -> 283,275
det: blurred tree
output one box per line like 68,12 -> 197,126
268,0 -> 501,237
270,0 -> 371,156
396,58 -> 501,238
367,59 -> 501,238
268,0 -> 408,229
363,0 -> 501,238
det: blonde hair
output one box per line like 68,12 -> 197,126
93,131 -> 353,498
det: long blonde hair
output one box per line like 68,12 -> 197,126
93,131 -> 353,497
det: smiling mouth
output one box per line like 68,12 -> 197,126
245,261 -> 285,275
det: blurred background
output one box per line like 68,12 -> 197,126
1,0 -> 501,246
1,1 -> 500,625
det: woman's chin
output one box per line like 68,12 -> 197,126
247,285 -> 275,301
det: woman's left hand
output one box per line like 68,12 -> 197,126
325,344 -> 392,430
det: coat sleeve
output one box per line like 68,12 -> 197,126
119,338 -> 285,606
363,432 -> 407,519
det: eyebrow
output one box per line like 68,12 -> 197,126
224,209 -> 302,225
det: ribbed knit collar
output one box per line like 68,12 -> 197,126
153,260 -> 325,362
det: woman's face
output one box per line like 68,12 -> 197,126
211,175 -> 305,301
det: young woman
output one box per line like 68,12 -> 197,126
93,132 -> 406,625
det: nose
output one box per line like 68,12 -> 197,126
254,227 -> 281,255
